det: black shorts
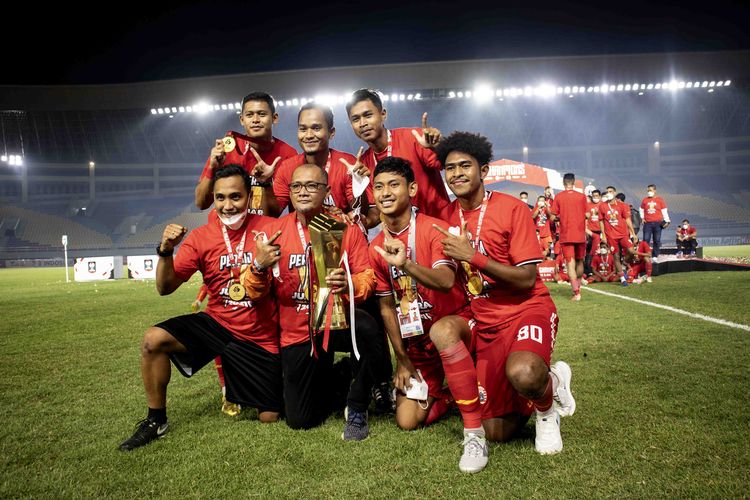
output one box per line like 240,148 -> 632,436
156,313 -> 283,413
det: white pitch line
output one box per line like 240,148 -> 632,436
581,286 -> 750,332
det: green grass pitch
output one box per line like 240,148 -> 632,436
1,266 -> 748,497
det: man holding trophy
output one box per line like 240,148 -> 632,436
253,163 -> 383,440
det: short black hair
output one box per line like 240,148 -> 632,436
606,185 -> 616,192
592,189 -> 601,196
648,184 -> 656,189
346,88 -> 383,115
615,193 -> 626,202
520,191 -> 528,197
241,92 -> 276,115
298,102 -> 334,130
435,131 -> 493,167
682,219 -> 690,224
213,164 -> 252,192
563,173 -> 575,184
373,156 -> 414,184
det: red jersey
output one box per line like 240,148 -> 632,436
640,196 -> 668,223
361,128 -> 449,217
199,133 -> 297,215
272,213 -> 371,348
678,226 -> 697,239
273,149 -> 373,214
442,192 -> 553,332
591,253 -> 615,275
369,213 -> 468,334
586,201 -> 602,232
533,204 -> 552,238
554,254 -> 569,281
172,215 -> 280,353
598,200 -> 631,239
550,189 -> 588,243
632,240 -> 652,263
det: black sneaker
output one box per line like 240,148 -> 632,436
118,418 -> 168,451
371,381 -> 395,414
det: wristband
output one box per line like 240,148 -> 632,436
470,252 -> 489,270
156,244 -> 173,257
252,258 -> 268,272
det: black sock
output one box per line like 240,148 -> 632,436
147,407 -> 167,424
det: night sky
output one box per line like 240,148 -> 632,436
5,0 -> 749,85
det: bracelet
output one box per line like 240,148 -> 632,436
255,180 -> 272,188
156,244 -> 173,257
252,258 -> 268,272
470,252 -> 489,270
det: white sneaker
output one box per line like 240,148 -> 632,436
550,361 -> 576,417
652,256 -> 658,263
580,278 -> 588,286
459,432 -> 489,473
633,277 -> 643,284
535,408 -> 562,455
646,276 -> 652,283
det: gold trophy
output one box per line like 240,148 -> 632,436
308,213 -> 349,331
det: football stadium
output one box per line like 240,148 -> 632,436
2,19 -> 750,497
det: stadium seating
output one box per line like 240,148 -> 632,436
119,211 -> 209,248
0,206 -> 112,250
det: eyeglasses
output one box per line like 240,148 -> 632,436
289,181 -> 327,193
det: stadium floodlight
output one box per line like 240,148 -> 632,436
390,93 -> 398,102
556,87 -> 563,94
654,141 -> 660,147
227,103 -> 234,110
686,82 -> 693,88
473,84 -> 494,102
568,94 -> 574,98
625,84 -> 631,91
448,91 -> 456,98
170,107 -> 177,113
564,86 -> 571,94
382,94 -> 390,102
277,100 -> 285,107
725,80 -> 731,86
337,94 -> 347,104
235,102 -> 241,109
716,81 -> 723,87
185,106 -> 193,112
536,84 -> 556,98
647,83 -> 654,89
221,104 -> 227,110
593,86 -> 600,93
8,156 -> 16,166
285,100 -> 292,106
708,88 -> 714,93
414,93 -> 422,100
407,94 -> 413,100
587,86 -> 593,93
709,81 -> 716,87
178,106 -> 185,112
301,98 -> 309,105
701,81 -> 708,88
291,98 -> 299,106
638,92 -> 644,95
654,83 -> 662,89
465,90 -> 472,98
212,104 -> 220,111
399,94 -> 405,101
150,109 -> 157,115
157,108 -> 164,114
0,155 -> 6,162
616,84 -> 624,91
572,86 -> 579,94
495,89 -> 503,97
457,91 -> 464,98
678,81 -> 686,89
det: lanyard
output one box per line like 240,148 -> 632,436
458,191 -> 490,248
324,150 -> 331,173
371,129 -> 392,165
386,208 -> 418,299
220,221 -> 247,281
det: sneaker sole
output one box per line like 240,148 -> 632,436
552,362 -> 576,417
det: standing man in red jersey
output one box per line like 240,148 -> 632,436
585,189 -> 603,276
344,88 -> 451,218
639,184 -> 670,263
368,157 -> 487,473
549,173 -> 589,301
269,102 -> 379,229
195,92 -> 297,214
119,165 -> 284,451
532,195 -> 554,259
599,187 -> 637,286
434,131 -> 576,455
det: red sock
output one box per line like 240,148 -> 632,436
425,396 -> 450,426
646,261 -> 653,277
439,342 -> 482,429
571,279 -> 580,294
532,375 -> 554,412
214,356 -> 225,388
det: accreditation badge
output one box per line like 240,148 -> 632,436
396,298 -> 425,339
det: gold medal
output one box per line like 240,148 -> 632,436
468,274 -> 484,296
228,282 -> 246,301
222,135 -> 237,153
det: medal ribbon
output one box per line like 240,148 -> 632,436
458,191 -> 490,295
371,129 -> 392,165
220,220 -> 248,284
386,208 -> 419,310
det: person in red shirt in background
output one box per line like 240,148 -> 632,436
598,187 -> 637,286
640,184 -> 670,263
676,219 -> 698,257
585,189 -> 603,275
435,131 -> 576,456
553,252 -> 569,284
344,88 -> 450,218
269,102 -> 380,229
519,191 -> 534,210
191,284 -> 240,417
532,195 -> 553,258
195,92 -> 297,214
626,237 -> 653,284
589,242 -> 617,282
119,165 -> 284,451
549,173 -> 588,301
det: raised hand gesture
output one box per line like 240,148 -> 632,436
252,230 -> 282,269
209,139 -> 226,170
160,224 -> 188,254
249,148 -> 281,183
339,146 -> 369,177
374,230 -> 407,269
433,222 -> 476,262
411,112 -> 442,149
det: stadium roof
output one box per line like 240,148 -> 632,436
1,50 -> 748,112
